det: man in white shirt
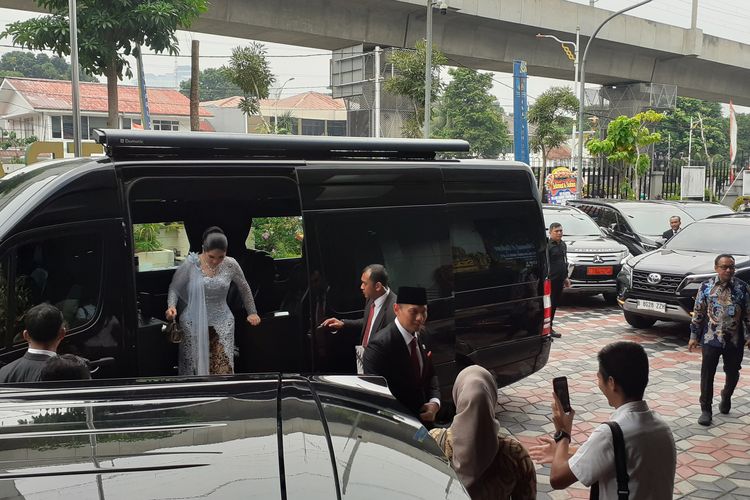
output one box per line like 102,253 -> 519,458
530,341 -> 676,499
0,303 -> 65,383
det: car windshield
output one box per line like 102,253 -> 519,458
618,204 -> 694,235
664,221 -> 750,254
676,204 -> 733,220
543,210 -> 601,236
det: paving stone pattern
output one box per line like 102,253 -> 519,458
495,297 -> 750,500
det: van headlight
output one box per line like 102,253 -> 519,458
678,272 -> 717,294
619,251 -> 632,264
621,262 -> 633,286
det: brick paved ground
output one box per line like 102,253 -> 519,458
495,296 -> 750,500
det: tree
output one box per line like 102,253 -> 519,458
179,67 -> 242,102
2,0 -> 208,127
383,40 -> 447,138
656,97 -> 727,163
224,43 -> 275,127
0,50 -> 97,81
587,110 -> 665,198
528,87 -> 579,189
432,68 -> 510,158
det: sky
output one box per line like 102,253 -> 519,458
1,0 -> 749,113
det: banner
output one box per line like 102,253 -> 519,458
545,167 -> 577,205
513,60 -> 529,165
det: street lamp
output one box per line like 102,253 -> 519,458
273,77 -> 295,134
424,0 -> 448,139
536,29 -> 580,180
576,0 -> 652,198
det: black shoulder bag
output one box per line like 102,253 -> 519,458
590,421 -> 629,500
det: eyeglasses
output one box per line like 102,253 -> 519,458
717,265 -> 736,271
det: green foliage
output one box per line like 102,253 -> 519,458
225,43 -> 275,117
179,67 -> 241,102
528,86 -> 579,168
274,111 -> 296,135
657,97 -> 727,162
250,217 -> 303,259
383,40 -> 447,137
733,196 -> 750,211
133,223 -> 163,252
0,130 -> 37,163
0,50 -> 97,81
433,68 -> 510,158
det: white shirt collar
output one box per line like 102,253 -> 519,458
373,288 -> 390,308
27,348 -> 57,357
394,317 -> 416,346
610,400 -> 649,419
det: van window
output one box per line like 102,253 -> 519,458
451,204 -> 543,291
311,208 -> 451,314
249,217 -> 304,258
5,233 -> 102,344
0,259 -> 8,343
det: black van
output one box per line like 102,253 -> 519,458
0,131 -> 551,397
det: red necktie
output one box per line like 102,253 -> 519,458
409,336 -> 421,380
361,302 -> 376,346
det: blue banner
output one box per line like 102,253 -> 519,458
513,60 -> 529,165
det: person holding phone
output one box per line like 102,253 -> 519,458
529,341 -> 676,499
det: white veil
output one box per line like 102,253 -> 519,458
171,253 -> 209,375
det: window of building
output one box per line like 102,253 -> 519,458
152,120 -> 179,131
86,117 -> 108,139
51,115 -> 74,139
451,203 -> 543,292
1,233 -> 103,346
326,120 -> 347,136
301,119 -> 325,136
122,118 -> 142,130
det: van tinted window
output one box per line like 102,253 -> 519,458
6,233 -> 102,343
311,207 -> 451,313
451,203 -> 544,291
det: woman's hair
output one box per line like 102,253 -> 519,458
202,226 -> 228,252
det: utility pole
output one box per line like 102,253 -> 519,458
68,0 -> 81,156
688,116 -> 694,166
190,40 -> 200,131
374,46 -> 382,138
424,0 -> 433,139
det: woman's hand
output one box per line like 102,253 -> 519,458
166,307 -> 177,321
247,314 -> 261,326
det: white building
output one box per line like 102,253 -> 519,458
0,77 -> 212,141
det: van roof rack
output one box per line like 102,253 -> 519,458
94,129 -> 470,161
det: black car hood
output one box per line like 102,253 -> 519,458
631,249 -> 750,275
565,235 -> 628,252
0,374 -> 468,499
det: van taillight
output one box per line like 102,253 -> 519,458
542,279 -> 552,336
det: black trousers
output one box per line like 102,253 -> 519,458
550,277 -> 565,325
700,343 -> 744,412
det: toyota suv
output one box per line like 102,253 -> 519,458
617,213 -> 750,328
543,205 -> 629,303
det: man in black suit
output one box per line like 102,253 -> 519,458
0,303 -> 65,383
662,216 -> 682,242
363,286 -> 440,424
321,265 -> 397,371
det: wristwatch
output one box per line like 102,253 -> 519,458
553,430 -> 571,443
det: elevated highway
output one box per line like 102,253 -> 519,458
2,0 -> 749,105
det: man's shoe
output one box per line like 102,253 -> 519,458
719,392 -> 731,415
698,410 -> 712,426
550,329 -> 562,339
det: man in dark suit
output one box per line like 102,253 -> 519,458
321,265 -> 397,371
363,286 -> 440,424
662,216 -> 682,241
0,303 -> 65,383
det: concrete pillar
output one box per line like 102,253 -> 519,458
649,170 -> 665,199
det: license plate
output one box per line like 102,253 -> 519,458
637,300 -> 666,313
587,266 -> 613,276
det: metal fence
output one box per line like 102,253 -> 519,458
529,153 -> 750,202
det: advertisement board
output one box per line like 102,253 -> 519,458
545,167 -> 577,205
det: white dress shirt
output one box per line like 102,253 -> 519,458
394,318 -> 440,408
568,400 -> 676,499
27,348 -> 57,358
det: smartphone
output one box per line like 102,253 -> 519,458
553,376 -> 572,413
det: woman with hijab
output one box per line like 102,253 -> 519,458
430,365 -> 536,499
166,226 -> 260,375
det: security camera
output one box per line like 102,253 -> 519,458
438,1 -> 448,15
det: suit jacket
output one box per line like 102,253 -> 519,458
0,352 -> 52,383
363,321 -> 440,417
662,229 -> 678,240
343,291 -> 397,345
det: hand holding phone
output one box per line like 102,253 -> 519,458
553,376 -> 572,413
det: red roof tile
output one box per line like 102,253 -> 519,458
5,77 -> 210,117
260,91 -> 346,111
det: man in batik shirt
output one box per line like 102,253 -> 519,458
689,254 -> 750,426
